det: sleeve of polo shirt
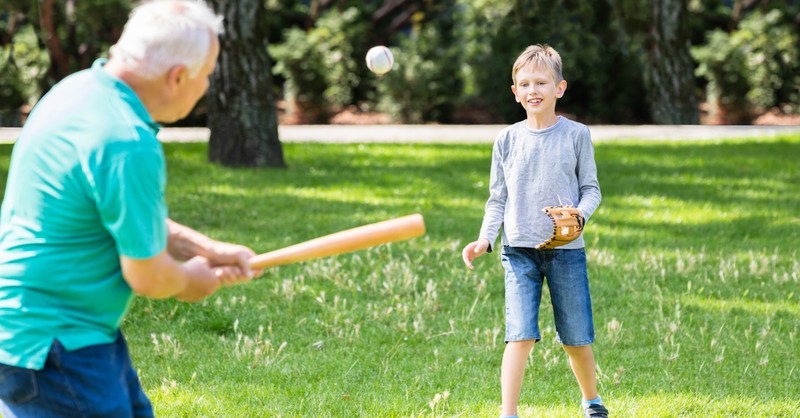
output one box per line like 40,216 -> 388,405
96,148 -> 168,259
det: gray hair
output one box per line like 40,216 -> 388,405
110,0 -> 224,79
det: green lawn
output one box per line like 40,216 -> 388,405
1,135 -> 798,417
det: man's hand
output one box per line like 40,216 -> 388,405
207,242 -> 262,282
212,265 -> 257,286
462,238 -> 490,270
165,220 -> 263,288
174,256 -> 221,302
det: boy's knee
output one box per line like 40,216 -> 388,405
507,339 -> 536,351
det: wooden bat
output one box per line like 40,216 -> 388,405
249,214 -> 425,269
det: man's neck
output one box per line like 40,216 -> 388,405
102,58 -> 163,121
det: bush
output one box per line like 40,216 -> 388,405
692,9 -> 800,123
376,9 -> 463,124
0,25 -> 49,126
458,0 -> 649,124
271,7 -> 369,123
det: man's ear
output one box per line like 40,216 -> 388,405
165,65 -> 188,94
556,79 -> 567,98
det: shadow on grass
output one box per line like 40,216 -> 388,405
594,138 -> 800,251
161,142 -> 492,251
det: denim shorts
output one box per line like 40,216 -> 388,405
0,331 -> 154,418
501,246 -> 595,346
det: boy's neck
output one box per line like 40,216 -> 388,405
525,114 -> 559,130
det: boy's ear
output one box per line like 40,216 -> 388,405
511,85 -> 519,102
556,79 -> 567,98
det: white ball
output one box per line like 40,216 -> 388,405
365,46 -> 394,75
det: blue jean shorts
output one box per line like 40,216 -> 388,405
501,246 -> 595,346
0,331 -> 154,418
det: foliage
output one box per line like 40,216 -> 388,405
271,7 -> 370,123
692,8 -> 800,122
1,9 -> 39,107
30,0 -> 128,88
458,0 -> 650,124
0,52 -> 26,111
262,0 -> 309,46
2,1 -> 798,125
0,25 -> 49,126
376,2 -> 463,123
0,0 -> 128,125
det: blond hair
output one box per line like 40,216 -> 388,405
511,44 -> 563,85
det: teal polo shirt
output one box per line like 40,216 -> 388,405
0,59 -> 169,370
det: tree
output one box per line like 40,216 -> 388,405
35,0 -> 128,90
1,0 -> 127,125
609,0 -> 700,124
206,0 -> 285,168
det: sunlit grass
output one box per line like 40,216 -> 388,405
0,135 -> 798,416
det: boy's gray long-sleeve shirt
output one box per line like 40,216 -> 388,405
479,116 -> 601,250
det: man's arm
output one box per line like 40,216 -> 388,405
119,219 -> 258,302
165,219 -> 256,274
120,251 -> 218,302
166,218 -> 219,261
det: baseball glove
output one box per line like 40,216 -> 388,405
534,205 -> 585,250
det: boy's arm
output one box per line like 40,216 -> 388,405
478,139 -> 507,252
576,130 -> 602,221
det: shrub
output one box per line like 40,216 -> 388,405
376,14 -> 464,124
271,7 -> 368,123
692,9 -> 800,122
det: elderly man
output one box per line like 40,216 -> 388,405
0,1 -> 256,416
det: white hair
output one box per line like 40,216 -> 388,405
110,0 -> 224,79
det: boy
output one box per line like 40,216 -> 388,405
461,45 -> 606,418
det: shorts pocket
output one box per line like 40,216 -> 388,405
0,363 -> 38,404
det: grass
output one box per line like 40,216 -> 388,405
0,134 -> 798,417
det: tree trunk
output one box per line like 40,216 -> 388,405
38,0 -> 71,80
611,0 -> 700,124
206,0 -> 285,167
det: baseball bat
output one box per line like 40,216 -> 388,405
249,214 -> 425,269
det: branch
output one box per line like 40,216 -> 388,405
373,0 -> 412,22
38,0 -> 70,78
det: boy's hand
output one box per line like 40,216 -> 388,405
462,239 -> 490,270
535,205 -> 584,250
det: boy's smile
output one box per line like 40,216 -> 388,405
511,65 -> 567,127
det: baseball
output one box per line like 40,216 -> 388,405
365,46 -> 394,75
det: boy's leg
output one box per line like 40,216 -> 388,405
545,249 -> 603,405
562,344 -> 598,401
500,247 -> 545,417
501,340 -> 536,416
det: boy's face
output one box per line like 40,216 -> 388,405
511,65 -> 567,118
